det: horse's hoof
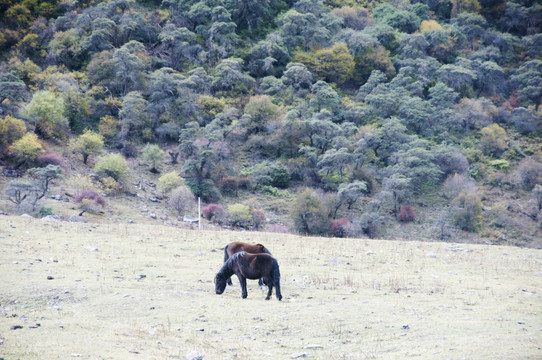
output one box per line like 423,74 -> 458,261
278,296 -> 282,301
265,297 -> 270,300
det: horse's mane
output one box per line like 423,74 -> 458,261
219,251 -> 246,277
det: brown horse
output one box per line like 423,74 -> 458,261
224,242 -> 272,286
215,251 -> 282,300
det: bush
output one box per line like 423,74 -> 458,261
218,176 -> 240,195
443,173 -> 476,200
140,143 -> 165,172
74,189 -> 106,207
249,161 -> 290,189
251,208 -> 266,230
35,206 -> 54,218
228,203 -> 252,228
480,124 -> 507,156
397,205 -> 416,222
518,157 -> 542,190
330,218 -> 351,238
94,153 -> 130,183
0,115 -> 26,151
268,224 -> 290,234
291,188 -> 330,236
168,186 -> 196,216
452,191 -> 482,232
9,132 -> 44,166
70,130 -> 104,165
202,203 -> 225,223
157,171 -> 184,194
36,152 -> 63,166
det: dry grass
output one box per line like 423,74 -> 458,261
0,215 -> 541,359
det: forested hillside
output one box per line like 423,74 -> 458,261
1,0 -> 541,247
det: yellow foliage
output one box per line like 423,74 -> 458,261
420,20 -> 443,32
9,132 -> 44,162
0,115 -> 27,150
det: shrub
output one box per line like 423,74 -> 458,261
219,176 -> 240,195
202,203 -> 225,222
98,115 -> 120,143
0,115 -> 26,151
94,153 -> 129,183
268,224 -> 290,234
480,124 -> 507,156
168,186 -> 196,216
140,143 -> 165,173
443,173 -> 476,200
157,171 -> 184,194
249,161 -> 290,189
228,203 -> 252,228
330,218 -> 351,238
69,129 -> 104,165
397,205 -> 416,222
517,157 -> 542,190
36,152 -> 63,166
121,143 -> 138,158
35,206 -> 54,218
74,189 -> 106,207
9,132 -> 44,166
291,188 -> 330,236
251,208 -> 266,230
452,191 -> 482,232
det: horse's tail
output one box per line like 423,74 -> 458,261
223,244 -> 230,263
259,244 -> 272,255
272,258 -> 282,301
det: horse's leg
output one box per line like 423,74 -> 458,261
227,276 -> 233,286
237,274 -> 248,299
262,276 -> 272,300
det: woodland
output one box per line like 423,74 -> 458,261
0,0 -> 541,246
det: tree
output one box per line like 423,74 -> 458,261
206,7 -> 238,67
119,91 -> 149,141
312,43 -> 355,86
157,24 -> 202,71
211,58 -> 255,95
158,171 -> 185,194
452,190 -> 482,232
9,132 -> 44,167
69,129 -> 104,165
337,180 -> 367,210
511,60 -> 542,111
382,173 -> 412,215
27,165 -> 63,202
532,185 -> 542,212
0,71 -> 29,114
480,124 -> 507,156
168,186 -> 196,216
291,188 -> 330,235
112,40 -> 150,96
0,115 -> 26,152
94,153 -> 130,183
22,90 -> 68,140
140,143 -> 165,173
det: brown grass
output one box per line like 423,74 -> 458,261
0,216 -> 541,359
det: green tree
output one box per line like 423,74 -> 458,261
0,71 -> 28,114
69,129 -> 104,165
158,171 -> 185,194
140,143 -> 165,173
27,165 -> 63,202
22,90 -> 68,140
119,91 -> 149,141
94,153 -> 130,183
511,60 -> 542,111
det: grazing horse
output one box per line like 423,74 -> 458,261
224,242 -> 272,286
215,251 -> 282,301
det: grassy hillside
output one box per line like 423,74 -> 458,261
1,0 -> 542,246
0,216 -> 541,359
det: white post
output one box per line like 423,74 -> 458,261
198,197 -> 201,231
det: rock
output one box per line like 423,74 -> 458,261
304,344 -> 323,349
330,258 -> 342,264
183,215 -> 199,223
427,253 -> 437,258
20,214 -> 34,219
42,215 -> 60,222
291,353 -> 308,359
53,194 -> 62,200
69,215 -> 87,223
150,213 -> 157,219
85,247 -> 98,252
149,197 -> 160,203
185,351 -> 204,360
366,251 -> 375,255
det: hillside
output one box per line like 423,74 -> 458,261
0,0 -> 541,247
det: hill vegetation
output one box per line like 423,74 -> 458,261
0,0 -> 541,247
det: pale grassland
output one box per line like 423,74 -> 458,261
0,215 -> 541,360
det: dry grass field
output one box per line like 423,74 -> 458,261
0,215 -> 541,360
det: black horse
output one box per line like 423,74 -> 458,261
223,241 -> 272,286
215,251 -> 282,301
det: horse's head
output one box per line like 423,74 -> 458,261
214,273 -> 227,295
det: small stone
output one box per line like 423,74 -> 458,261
366,251 -> 375,255
10,325 -> 23,330
304,344 -> 323,349
185,351 -> 204,360
291,352 -> 308,359
47,276 -> 54,280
